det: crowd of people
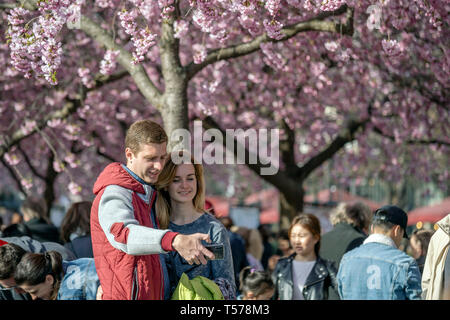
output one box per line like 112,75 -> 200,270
0,119 -> 448,301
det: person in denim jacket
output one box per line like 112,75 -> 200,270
14,251 -> 100,300
155,151 -> 236,299
337,205 -> 422,300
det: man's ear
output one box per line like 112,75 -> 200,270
392,225 -> 402,238
125,148 -> 134,162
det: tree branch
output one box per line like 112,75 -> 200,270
0,157 -> 26,195
0,69 -> 128,158
297,116 -> 368,180
185,5 -> 354,80
201,116 -> 299,196
16,143 -> 46,180
296,97 -> 376,180
4,0 -> 164,109
79,15 -> 164,110
372,126 -> 450,147
0,3 -> 17,9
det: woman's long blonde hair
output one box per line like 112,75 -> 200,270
155,151 -> 205,229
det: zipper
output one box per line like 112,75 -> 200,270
159,259 -> 164,299
132,265 -> 139,300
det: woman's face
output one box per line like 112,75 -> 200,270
19,275 -> 54,300
289,224 -> 318,258
409,235 -> 422,259
256,288 -> 275,300
244,287 -> 275,300
277,238 -> 290,253
167,164 -> 197,204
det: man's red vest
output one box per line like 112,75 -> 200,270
90,163 -> 164,300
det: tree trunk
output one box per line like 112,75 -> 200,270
160,84 -> 189,151
43,152 -> 58,223
279,183 -> 304,230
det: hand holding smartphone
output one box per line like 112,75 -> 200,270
204,243 -> 224,260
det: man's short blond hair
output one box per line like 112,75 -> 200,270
125,119 -> 168,154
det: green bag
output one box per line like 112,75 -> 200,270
171,273 -> 224,300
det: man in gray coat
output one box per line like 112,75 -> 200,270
320,202 -> 372,267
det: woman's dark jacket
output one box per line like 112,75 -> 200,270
23,218 -> 61,244
272,253 -> 339,300
64,235 -> 94,259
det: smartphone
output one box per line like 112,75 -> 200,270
204,243 -> 224,260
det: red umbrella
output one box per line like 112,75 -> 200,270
407,197 -> 450,225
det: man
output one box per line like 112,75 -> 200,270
421,214 -> 449,299
0,236 -> 76,300
337,205 -> 422,300
320,202 -> 372,267
91,119 -> 214,300
0,243 -> 28,300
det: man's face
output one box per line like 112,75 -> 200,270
126,143 -> 168,184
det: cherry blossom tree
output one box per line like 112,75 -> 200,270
0,0 -> 448,222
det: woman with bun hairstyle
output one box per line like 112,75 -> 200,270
14,251 -> 99,300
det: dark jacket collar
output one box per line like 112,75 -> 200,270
284,253 -> 329,287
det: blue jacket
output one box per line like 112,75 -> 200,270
337,234 -> 422,300
57,258 -> 100,300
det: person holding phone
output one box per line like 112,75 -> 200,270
155,151 -> 236,299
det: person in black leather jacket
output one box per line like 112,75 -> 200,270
272,213 -> 339,300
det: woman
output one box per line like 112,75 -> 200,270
409,229 -> 434,274
272,213 -> 339,300
156,151 -> 236,299
14,251 -> 99,300
60,201 -> 93,258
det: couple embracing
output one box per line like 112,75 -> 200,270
91,119 -> 235,300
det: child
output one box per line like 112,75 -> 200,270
238,266 -> 274,300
